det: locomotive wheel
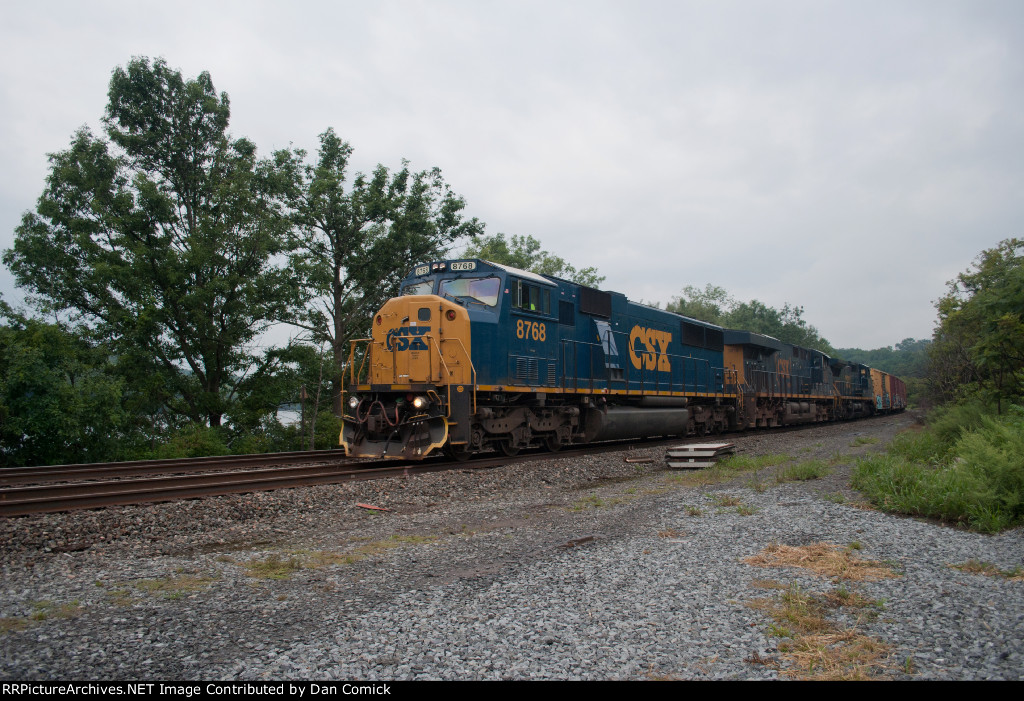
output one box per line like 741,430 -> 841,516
446,445 -> 473,462
498,441 -> 520,457
544,435 -> 562,452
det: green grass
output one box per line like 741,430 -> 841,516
666,453 -> 793,489
852,403 -> 1024,533
245,535 -> 439,579
776,459 -> 831,482
2,600 -> 82,634
135,575 -> 218,598
850,436 -> 879,447
718,453 -> 793,471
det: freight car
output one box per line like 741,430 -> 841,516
341,259 -> 905,459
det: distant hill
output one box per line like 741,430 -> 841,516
835,338 -> 930,378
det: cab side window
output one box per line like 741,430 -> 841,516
512,279 -> 550,314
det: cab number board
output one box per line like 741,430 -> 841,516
516,319 -> 546,342
450,261 -> 476,271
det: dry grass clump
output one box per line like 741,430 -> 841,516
747,582 -> 892,680
744,543 -> 898,680
744,542 -> 897,582
951,559 -> 1024,581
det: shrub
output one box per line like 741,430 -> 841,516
853,406 -> 1024,532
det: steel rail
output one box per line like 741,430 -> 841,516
0,449 -> 352,486
0,416 -> 893,517
0,435 -> 686,517
0,460 -> 480,517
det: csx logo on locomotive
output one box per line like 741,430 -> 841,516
629,325 -> 672,371
385,326 -> 431,351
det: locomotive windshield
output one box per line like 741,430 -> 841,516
438,276 -> 501,307
401,280 -> 434,296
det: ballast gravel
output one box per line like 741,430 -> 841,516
1,413 -> 1022,680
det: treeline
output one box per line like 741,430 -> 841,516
853,238 -> 1024,532
0,58 -> 483,466
665,284 -> 836,354
834,339 -> 930,379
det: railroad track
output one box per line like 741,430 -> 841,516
0,420 -> 861,517
0,438 -> 673,517
0,448 -> 354,485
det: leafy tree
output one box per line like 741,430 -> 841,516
930,238 -> 1024,411
0,303 -> 132,466
4,58 -> 302,428
279,128 -> 484,414
665,284 -> 732,325
462,233 -> 605,287
666,285 -> 834,353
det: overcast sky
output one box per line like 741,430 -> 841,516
2,0 -> 1021,349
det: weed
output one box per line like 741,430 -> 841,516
736,505 -> 758,516
851,404 -> 1024,533
746,582 -> 893,680
571,494 -> 605,511
719,453 -> 794,471
658,528 -> 684,538
823,493 -> 847,504
746,478 -> 769,493
245,535 -> 439,579
29,600 -> 82,621
776,460 -> 831,483
951,560 -> 1024,580
2,600 -> 85,632
666,453 -> 793,488
847,541 -> 863,551
0,617 -> 30,634
685,505 -> 703,517
713,494 -> 743,507
105,587 -> 134,607
245,554 -> 305,580
850,436 -> 879,447
135,575 -> 217,598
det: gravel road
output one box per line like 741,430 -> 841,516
2,413 -> 1022,680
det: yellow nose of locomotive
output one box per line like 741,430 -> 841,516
341,295 -> 473,458
368,295 -> 472,386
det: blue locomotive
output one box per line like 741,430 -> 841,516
340,259 -> 904,459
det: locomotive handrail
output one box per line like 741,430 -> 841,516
425,335 -> 477,417
347,338 -> 373,386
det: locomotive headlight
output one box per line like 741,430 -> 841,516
348,396 -> 360,409
412,395 -> 429,410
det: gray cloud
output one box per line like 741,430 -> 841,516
2,0 -> 1021,349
